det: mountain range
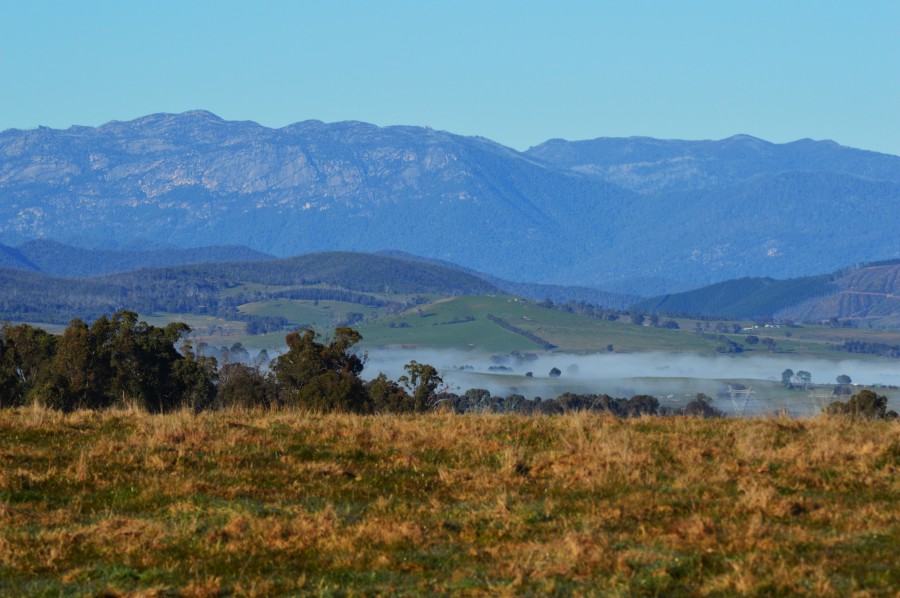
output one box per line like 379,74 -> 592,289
1,111 -> 898,294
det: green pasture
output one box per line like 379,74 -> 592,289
238,298 -> 380,329
69,295 -> 900,361
359,296 -> 730,354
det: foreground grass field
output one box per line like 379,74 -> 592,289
1,409 -> 898,596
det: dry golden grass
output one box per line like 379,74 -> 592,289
0,408 -> 898,595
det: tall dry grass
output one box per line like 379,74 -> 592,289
0,408 -> 897,595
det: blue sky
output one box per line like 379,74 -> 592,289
2,0 -> 897,154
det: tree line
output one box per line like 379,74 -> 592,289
0,313 -> 454,414
832,340 -> 900,358
2,312 -> 894,418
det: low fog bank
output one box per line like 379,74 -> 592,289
365,349 -> 900,388
363,349 -> 900,416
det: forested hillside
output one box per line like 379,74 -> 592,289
633,261 -> 900,327
0,252 -> 500,324
776,262 -> 900,327
376,250 -> 638,308
0,244 -> 38,271
633,275 -> 834,320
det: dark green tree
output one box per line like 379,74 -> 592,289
41,319 -> 105,410
683,393 -> 723,418
217,363 -> 276,410
0,328 -> 17,408
91,311 -> 197,412
0,323 -> 57,407
398,360 -> 444,412
462,388 -> 492,412
228,342 -> 251,364
781,368 -> 795,389
365,373 -> 413,413
272,327 -> 369,412
175,339 -> 218,412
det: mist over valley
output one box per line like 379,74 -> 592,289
363,348 -> 900,416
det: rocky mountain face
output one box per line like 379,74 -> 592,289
1,111 -> 898,293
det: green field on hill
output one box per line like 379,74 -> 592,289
129,294 -> 900,362
358,296 -> 718,353
239,298 -> 381,331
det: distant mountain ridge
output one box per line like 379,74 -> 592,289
633,275 -> 834,320
2,111 -> 898,293
10,240 -> 273,277
0,238 -> 635,307
526,135 -> 900,193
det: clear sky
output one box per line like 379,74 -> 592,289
2,0 -> 898,154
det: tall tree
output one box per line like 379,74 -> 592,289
398,360 -> 444,412
0,323 -> 57,406
272,327 -> 369,412
175,339 -> 218,412
43,319 -> 103,410
781,368 -> 795,389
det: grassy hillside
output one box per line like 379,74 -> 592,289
376,250 -> 639,308
238,298 -> 382,331
134,294 -> 900,363
358,295 -> 728,353
1,409 -> 897,595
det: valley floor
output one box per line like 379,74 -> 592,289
1,409 -> 898,596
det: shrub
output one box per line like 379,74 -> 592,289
217,363 -> 275,409
683,393 -> 723,418
826,389 -> 898,419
